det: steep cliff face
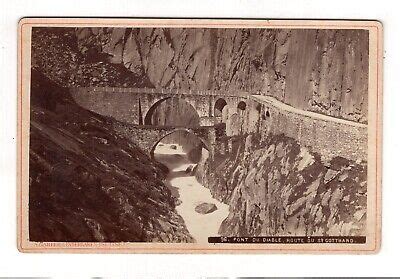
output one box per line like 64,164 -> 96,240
75,27 -> 368,122
29,69 -> 193,242
278,29 -> 369,123
197,134 -> 367,236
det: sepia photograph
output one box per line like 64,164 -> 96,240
17,18 -> 382,253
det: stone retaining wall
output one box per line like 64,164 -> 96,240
245,96 -> 368,162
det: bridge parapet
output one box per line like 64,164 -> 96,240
71,86 -> 249,98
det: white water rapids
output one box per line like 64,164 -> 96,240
154,143 -> 229,243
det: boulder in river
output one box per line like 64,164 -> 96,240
195,202 -> 217,214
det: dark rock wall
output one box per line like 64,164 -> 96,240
29,69 -> 194,242
196,134 -> 367,236
75,27 -> 369,122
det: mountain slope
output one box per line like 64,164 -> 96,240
29,69 -> 193,242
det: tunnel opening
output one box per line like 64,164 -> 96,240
237,101 -> 247,111
262,109 -> 271,120
144,97 -> 201,127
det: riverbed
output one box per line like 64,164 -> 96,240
154,143 -> 229,243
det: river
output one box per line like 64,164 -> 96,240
154,143 -> 229,243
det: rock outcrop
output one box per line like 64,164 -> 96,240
31,28 -> 153,88
196,134 -> 367,236
29,69 -> 194,242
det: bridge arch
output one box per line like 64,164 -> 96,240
214,98 -> 228,117
149,128 -> 211,159
144,97 -> 201,127
262,106 -> 271,120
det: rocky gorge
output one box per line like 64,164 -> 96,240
196,134 -> 367,237
30,26 -> 368,241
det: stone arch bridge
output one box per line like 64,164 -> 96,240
69,87 -> 368,162
70,87 -> 249,158
70,87 -> 248,127
112,121 -> 226,160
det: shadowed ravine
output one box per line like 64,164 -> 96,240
154,143 -> 229,243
